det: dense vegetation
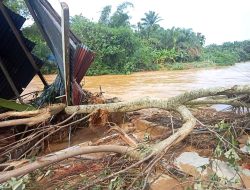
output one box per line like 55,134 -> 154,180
203,41 -> 250,66
7,1 -> 250,75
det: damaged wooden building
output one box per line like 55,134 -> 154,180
0,0 -> 95,107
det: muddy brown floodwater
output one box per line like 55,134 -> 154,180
23,62 -> 250,100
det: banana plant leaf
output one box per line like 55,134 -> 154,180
0,98 -> 36,111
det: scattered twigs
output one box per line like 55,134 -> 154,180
0,104 -> 196,183
79,153 -> 154,190
196,120 -> 242,152
0,128 -> 51,159
142,151 -> 169,190
56,112 -> 77,126
17,113 -> 92,159
0,125 -> 50,143
127,151 -> 168,189
0,112 -> 79,160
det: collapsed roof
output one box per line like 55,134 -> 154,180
0,0 -> 95,105
0,4 -> 45,100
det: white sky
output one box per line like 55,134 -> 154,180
49,0 -> 250,45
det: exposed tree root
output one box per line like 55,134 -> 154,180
0,104 -> 65,128
0,110 -> 41,120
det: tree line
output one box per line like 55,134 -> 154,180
6,0 -> 250,75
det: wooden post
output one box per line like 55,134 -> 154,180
0,58 -> 23,103
61,2 -> 71,106
0,2 -> 48,87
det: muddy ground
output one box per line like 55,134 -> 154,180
13,106 -> 249,190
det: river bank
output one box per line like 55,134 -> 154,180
23,61 -> 250,101
163,60 -> 234,70
41,60 -> 236,75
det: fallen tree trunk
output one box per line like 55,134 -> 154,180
0,145 -> 136,183
65,85 -> 250,114
151,105 -> 196,154
0,85 -> 250,183
187,99 -> 250,108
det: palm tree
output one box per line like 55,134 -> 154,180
98,5 -> 112,25
98,2 -> 134,27
109,2 -> 134,28
141,11 -> 163,38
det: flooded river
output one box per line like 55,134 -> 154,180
23,62 -> 250,100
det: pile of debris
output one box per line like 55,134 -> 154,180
1,105 -> 250,189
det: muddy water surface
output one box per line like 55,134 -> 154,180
23,62 -> 250,100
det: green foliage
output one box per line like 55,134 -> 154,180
214,120 -> 240,169
98,5 -> 112,25
144,27 -> 205,63
169,63 -> 184,70
98,2 -> 133,28
71,15 -> 155,75
12,0 -> 249,75
0,98 -> 35,111
203,41 -> 250,66
108,176 -> 125,190
153,49 -> 178,64
3,0 -> 30,18
140,11 -> 163,39
0,176 -> 29,190
109,2 -> 133,28
22,24 -> 57,74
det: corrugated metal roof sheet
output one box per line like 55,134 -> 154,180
0,5 -> 43,99
28,0 -> 95,105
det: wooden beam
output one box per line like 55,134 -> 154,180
0,2 -> 48,87
0,58 -> 23,103
61,2 -> 71,106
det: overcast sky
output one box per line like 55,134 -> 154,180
49,0 -> 250,45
